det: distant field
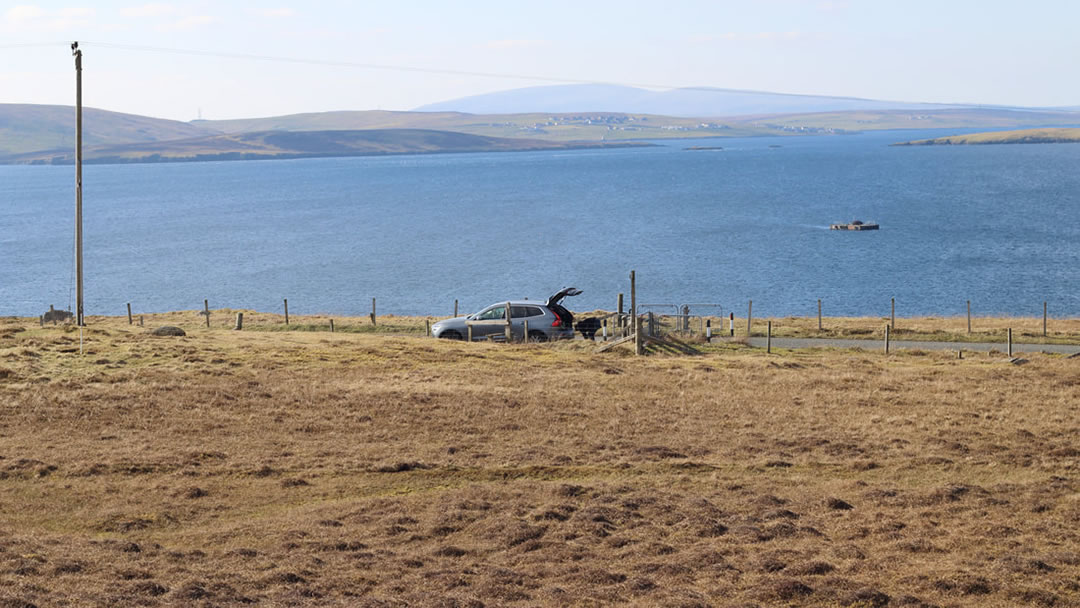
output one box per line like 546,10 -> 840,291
2,312 -> 1079,606
894,127 -> 1080,146
3,128 -> 651,165
5,104 -> 1080,165
194,110 -> 775,142
0,103 -> 216,157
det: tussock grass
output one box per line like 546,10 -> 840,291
1,313 -> 1079,606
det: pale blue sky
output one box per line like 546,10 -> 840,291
2,0 -> 1078,121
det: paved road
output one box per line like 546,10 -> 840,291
725,337 -> 1080,355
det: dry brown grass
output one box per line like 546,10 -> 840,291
1,313 -> 1079,607
746,315 -> 1080,344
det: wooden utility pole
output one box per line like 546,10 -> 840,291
73,42 -> 84,328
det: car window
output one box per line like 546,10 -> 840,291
477,306 -> 506,321
511,306 -> 544,319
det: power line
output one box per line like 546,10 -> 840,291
0,42 -> 71,49
76,40 -> 908,104
10,40 -> 1033,113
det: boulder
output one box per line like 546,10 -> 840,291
42,307 -> 74,323
151,326 -> 186,337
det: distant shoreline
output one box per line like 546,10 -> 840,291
893,127 -> 1080,146
4,141 -> 654,167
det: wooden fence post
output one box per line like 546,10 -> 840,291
284,299 -> 289,325
39,315 -> 43,327
890,298 -> 895,330
1008,327 -> 1013,357
631,271 -> 642,356
329,319 -> 335,333
454,299 -> 458,317
767,320 -> 772,354
204,299 -> 210,328
617,293 -> 624,328
425,319 -> 430,336
126,302 -> 132,325
817,299 -> 822,331
467,324 -> 473,342
747,300 -> 752,336
139,315 -> 143,326
884,324 -> 890,354
505,301 -> 512,342
371,298 -> 376,326
234,312 -> 243,330
523,319 -> 529,343
967,300 -> 971,334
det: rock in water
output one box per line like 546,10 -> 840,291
151,326 -> 186,337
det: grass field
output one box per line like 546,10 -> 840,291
2,313 -> 1079,607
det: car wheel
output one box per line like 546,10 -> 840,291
528,330 -> 548,343
440,330 -> 463,340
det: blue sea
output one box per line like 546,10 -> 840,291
2,128 -> 1079,319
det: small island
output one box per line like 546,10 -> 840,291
893,127 -> 1080,147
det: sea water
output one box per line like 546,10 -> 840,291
2,128 -> 1079,318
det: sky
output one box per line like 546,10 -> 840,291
2,0 -> 1079,122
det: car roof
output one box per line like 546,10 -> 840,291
482,300 -> 550,309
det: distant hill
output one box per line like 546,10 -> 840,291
731,108 -> 1080,132
194,110 -> 785,141
893,127 -> 1080,146
1,128 -> 651,165
0,104 -> 217,157
195,107 -> 1080,142
6,101 -> 1080,166
414,83 -> 956,117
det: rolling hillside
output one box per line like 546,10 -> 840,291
413,83 -> 952,116
195,108 -> 1080,141
3,128 -> 650,165
0,104 -> 217,157
5,101 -> 1079,166
739,108 -> 1080,132
193,110 -> 779,141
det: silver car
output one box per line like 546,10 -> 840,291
432,287 -> 582,341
